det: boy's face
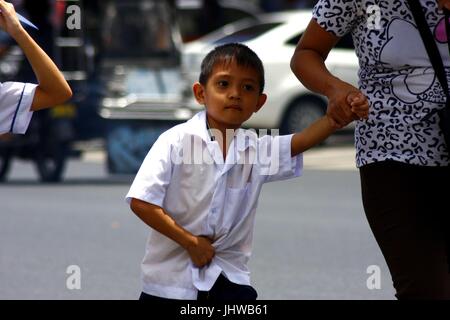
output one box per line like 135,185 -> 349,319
193,60 -> 267,130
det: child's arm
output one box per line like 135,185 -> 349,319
130,198 -> 215,268
290,92 -> 369,156
290,98 -> 369,156
290,115 -> 338,156
0,1 -> 72,111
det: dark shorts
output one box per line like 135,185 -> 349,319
360,160 -> 450,299
139,274 -> 258,301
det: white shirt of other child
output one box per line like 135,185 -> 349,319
126,111 -> 303,299
0,82 -> 37,134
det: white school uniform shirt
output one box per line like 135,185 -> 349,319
0,82 -> 37,134
126,111 -> 303,299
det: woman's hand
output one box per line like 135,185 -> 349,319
325,80 -> 364,128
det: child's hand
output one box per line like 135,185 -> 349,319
186,235 -> 215,268
347,91 -> 370,121
0,1 -> 24,38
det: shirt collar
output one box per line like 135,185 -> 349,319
185,111 -> 257,152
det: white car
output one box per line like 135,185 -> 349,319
181,10 -> 359,133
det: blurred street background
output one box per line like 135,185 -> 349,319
1,0 -> 395,300
0,139 -> 395,300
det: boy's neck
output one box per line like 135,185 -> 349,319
205,114 -> 240,137
206,114 -> 240,159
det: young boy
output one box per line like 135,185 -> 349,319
0,0 -> 72,135
126,43 -> 369,301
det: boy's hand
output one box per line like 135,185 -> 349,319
0,0 -> 24,38
347,92 -> 370,120
186,235 -> 215,268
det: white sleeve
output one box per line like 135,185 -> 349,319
0,82 -> 37,134
258,134 -> 303,183
312,0 -> 358,37
125,132 -> 174,208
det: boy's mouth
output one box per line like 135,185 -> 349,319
225,105 -> 243,111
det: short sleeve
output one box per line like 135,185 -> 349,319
258,134 -> 303,183
312,0 -> 358,37
125,132 -> 174,208
0,82 -> 37,134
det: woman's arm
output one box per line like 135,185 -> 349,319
290,19 -> 362,127
0,1 -> 72,111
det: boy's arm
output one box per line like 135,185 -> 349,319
130,198 -> 215,268
290,84 -> 370,157
291,115 -> 338,157
0,1 -> 72,111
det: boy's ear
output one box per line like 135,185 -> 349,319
254,93 -> 267,113
193,82 -> 205,105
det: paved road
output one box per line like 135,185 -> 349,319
0,144 -> 395,300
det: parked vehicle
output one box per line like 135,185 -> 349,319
176,0 -> 261,43
181,10 -> 359,134
97,0 -> 186,174
98,0 -> 261,174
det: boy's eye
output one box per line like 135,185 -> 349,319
243,84 -> 255,91
217,80 -> 228,87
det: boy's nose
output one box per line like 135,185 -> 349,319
228,86 -> 242,100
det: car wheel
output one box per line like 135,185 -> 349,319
0,148 -> 12,182
34,141 -> 69,183
281,97 -> 326,134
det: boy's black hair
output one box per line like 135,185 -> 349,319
199,43 -> 265,93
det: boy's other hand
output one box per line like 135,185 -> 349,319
0,1 -> 24,38
347,91 -> 370,120
186,235 -> 215,268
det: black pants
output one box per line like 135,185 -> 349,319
139,274 -> 258,301
360,160 -> 450,299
